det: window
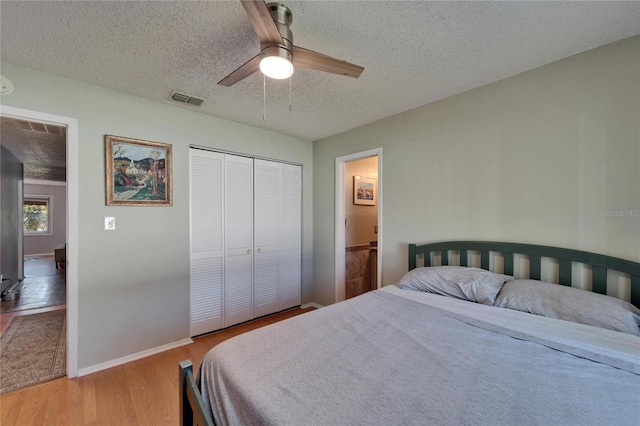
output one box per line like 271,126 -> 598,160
24,196 -> 51,235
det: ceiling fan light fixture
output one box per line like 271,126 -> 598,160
260,45 -> 293,79
218,1 -> 363,87
260,56 -> 293,79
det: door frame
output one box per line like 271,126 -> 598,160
0,105 -> 79,378
334,148 -> 383,303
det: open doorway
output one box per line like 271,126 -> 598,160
335,148 -> 382,303
1,117 -> 67,315
0,105 -> 78,380
345,157 -> 378,299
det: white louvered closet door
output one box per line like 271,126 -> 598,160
189,149 -> 224,336
254,159 -> 280,317
278,163 -> 302,311
224,154 -> 254,327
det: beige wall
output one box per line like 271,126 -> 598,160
313,36 -> 640,306
345,157 -> 378,247
0,61 -> 313,369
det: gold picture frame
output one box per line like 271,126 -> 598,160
353,176 -> 376,206
105,135 -> 173,206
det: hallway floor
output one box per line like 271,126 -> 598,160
0,255 -> 66,315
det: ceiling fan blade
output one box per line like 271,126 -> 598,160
292,46 -> 364,78
241,0 -> 283,45
218,54 -> 261,87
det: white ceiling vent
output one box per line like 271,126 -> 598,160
169,91 -> 204,107
1,117 -> 66,135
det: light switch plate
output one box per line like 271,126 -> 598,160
104,216 -> 116,230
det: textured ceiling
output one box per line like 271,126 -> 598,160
1,1 -> 639,142
1,117 -> 67,181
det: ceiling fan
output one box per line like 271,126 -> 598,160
218,0 -> 364,86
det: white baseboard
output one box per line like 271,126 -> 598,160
76,338 -> 193,377
301,302 -> 325,309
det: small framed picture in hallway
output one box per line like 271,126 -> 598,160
353,176 -> 376,206
105,135 -> 173,206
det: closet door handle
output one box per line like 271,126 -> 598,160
257,248 -> 262,253
247,249 -> 252,254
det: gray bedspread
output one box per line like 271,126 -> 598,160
199,290 -> 640,426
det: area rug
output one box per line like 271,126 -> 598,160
0,309 -> 66,393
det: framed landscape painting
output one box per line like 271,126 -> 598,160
353,176 -> 376,206
105,135 -> 173,206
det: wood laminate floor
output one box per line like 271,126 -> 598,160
0,306 -> 314,425
1,256 -> 66,314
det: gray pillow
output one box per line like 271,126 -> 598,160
399,266 -> 513,305
494,279 -> 640,336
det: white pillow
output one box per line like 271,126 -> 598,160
399,266 -> 513,305
494,279 -> 640,336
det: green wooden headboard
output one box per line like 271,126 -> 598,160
408,241 -> 640,307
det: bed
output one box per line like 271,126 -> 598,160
180,241 -> 640,426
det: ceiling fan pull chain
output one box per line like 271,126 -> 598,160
263,74 -> 267,121
289,75 -> 292,112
